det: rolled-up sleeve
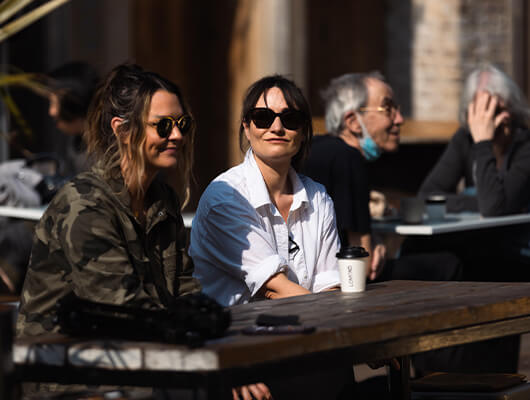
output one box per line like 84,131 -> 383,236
190,187 -> 288,305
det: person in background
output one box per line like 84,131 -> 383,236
47,61 -> 100,175
304,72 -> 398,280
404,63 -> 530,375
419,62 -> 530,217
414,62 -> 530,282
303,72 -> 462,283
0,62 -> 99,295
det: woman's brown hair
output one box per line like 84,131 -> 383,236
84,64 -> 195,206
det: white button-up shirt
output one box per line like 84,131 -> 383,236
189,150 -> 340,306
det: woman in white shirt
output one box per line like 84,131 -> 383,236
190,75 -> 340,307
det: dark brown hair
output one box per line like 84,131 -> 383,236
48,61 -> 99,122
239,75 -> 312,170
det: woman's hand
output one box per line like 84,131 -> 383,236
232,383 -> 272,400
259,272 -> 311,300
368,244 -> 386,281
468,91 -> 510,143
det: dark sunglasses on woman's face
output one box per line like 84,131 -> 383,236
148,115 -> 193,138
248,108 -> 307,130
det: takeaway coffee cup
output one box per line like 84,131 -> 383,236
425,195 -> 446,222
400,197 -> 425,224
336,246 -> 369,293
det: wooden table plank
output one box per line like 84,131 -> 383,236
13,281 -> 530,400
215,281 -> 530,368
15,281 -> 530,371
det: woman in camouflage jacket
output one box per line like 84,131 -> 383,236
17,64 -> 201,338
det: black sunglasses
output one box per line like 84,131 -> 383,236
147,115 -> 193,138
247,108 -> 307,130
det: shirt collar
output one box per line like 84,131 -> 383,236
289,167 -> 309,211
243,149 -> 309,213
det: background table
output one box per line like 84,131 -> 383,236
0,206 -> 46,221
0,205 -> 195,228
372,212 -> 530,236
13,281 -> 530,399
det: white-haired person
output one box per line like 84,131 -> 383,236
419,62 -> 530,217
413,62 -> 530,283
403,63 -> 530,375
303,72 -> 462,285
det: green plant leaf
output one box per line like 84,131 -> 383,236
0,0 -> 70,43
0,0 -> 34,26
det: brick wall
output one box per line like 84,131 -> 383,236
386,0 -> 516,121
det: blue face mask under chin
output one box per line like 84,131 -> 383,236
359,135 -> 382,161
356,114 -> 382,161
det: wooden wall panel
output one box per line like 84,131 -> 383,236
130,1 -> 386,205
132,0 -> 237,208
307,0 -> 386,119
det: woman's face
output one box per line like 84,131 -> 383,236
144,90 -> 186,174
244,87 -> 304,168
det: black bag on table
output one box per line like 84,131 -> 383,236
56,292 -> 231,346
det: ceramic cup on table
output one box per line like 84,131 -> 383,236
425,195 -> 446,222
336,246 -> 369,293
400,197 -> 425,224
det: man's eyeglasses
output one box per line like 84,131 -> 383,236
359,99 -> 401,119
147,115 -> 193,138
247,108 -> 307,130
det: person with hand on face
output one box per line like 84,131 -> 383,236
420,62 -> 530,217
402,63 -> 530,376
414,63 -> 530,283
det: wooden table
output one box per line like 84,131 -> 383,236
372,212 -> 530,236
13,281 -> 530,399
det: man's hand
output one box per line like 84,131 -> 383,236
468,91 -> 509,143
232,383 -> 272,400
368,244 -> 386,280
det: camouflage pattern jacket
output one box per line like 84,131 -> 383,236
17,164 -> 200,337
